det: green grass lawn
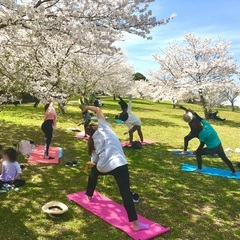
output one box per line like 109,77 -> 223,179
0,97 -> 240,240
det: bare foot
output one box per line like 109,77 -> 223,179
132,220 -> 149,231
85,195 -> 93,202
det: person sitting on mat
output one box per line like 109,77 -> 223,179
41,99 -> 56,160
180,106 -> 202,154
82,106 -> 149,231
118,95 -> 143,144
185,109 -> 236,175
78,96 -> 92,137
0,148 -> 25,189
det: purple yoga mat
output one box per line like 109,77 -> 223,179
67,191 -> 170,240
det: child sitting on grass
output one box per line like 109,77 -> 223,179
0,148 -> 25,189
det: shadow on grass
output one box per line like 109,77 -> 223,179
122,142 -> 240,239
0,107 -> 240,240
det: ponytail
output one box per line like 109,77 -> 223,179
85,124 -> 98,156
88,137 -> 95,156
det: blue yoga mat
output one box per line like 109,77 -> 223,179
114,119 -> 125,124
172,151 -> 229,157
172,151 -> 195,156
182,163 -> 240,179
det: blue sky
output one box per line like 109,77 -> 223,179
116,0 -> 240,75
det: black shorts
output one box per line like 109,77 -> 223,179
128,125 -> 141,134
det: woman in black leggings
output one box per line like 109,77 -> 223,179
41,101 -> 56,159
184,109 -> 236,175
83,106 -> 149,231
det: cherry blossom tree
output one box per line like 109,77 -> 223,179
222,79 -> 240,111
0,0 -> 176,110
131,80 -> 151,99
98,54 -> 134,100
151,33 -> 238,118
203,86 -> 226,109
0,0 -> 176,54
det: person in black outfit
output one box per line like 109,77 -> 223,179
41,101 -> 56,159
179,106 -> 202,154
118,97 -> 128,112
208,110 -> 226,121
78,96 -> 92,137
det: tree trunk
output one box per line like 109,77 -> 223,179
231,101 -> 235,111
198,90 -> 209,119
58,103 -> 66,115
113,94 -> 116,101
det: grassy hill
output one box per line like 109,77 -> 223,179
0,97 -> 239,240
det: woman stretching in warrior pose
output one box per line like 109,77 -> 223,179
83,106 -> 149,231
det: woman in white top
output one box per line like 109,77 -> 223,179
118,96 -> 143,144
83,106 -> 149,232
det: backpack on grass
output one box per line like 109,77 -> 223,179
131,141 -> 142,149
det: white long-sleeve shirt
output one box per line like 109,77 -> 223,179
125,100 -> 141,129
91,119 -> 127,173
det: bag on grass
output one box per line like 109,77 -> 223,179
17,140 -> 34,156
131,141 -> 142,149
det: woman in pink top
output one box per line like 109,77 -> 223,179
41,100 -> 56,159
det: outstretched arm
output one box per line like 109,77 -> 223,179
178,105 -> 188,111
179,106 -> 203,121
128,95 -> 132,112
83,106 -> 105,121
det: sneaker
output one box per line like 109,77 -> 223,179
72,160 -> 78,167
20,164 -> 26,170
132,193 -> 140,203
193,168 -> 202,173
231,172 -> 237,176
65,162 -> 73,167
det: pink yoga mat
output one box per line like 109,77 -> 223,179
121,140 -> 155,147
28,146 -> 59,164
74,131 -> 89,139
67,191 -> 170,240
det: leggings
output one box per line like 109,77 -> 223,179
129,125 -> 143,144
86,164 -> 138,222
196,144 -> 236,173
118,97 -> 128,112
0,179 -> 25,188
41,120 -> 53,156
184,132 -> 198,151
